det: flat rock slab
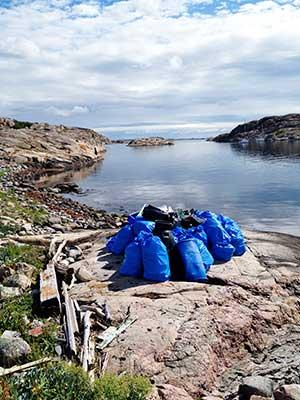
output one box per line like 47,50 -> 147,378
70,230 -> 300,399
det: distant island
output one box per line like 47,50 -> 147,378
213,113 -> 300,142
127,137 -> 174,147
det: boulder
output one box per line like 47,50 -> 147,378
0,265 -> 13,282
0,331 -> 31,367
274,385 -> 300,400
239,376 -> 274,400
4,273 -> 32,290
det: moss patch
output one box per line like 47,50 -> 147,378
0,190 -> 49,225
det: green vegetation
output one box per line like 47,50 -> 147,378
0,243 -> 45,275
0,294 -> 58,361
94,373 -> 152,400
0,190 -> 49,225
13,120 -> 33,130
0,168 -> 8,181
0,223 -> 20,237
2,363 -> 152,400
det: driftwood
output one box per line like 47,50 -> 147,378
82,311 -> 92,372
80,305 -> 106,319
53,240 -> 67,264
48,237 -> 57,258
101,353 -> 109,375
0,357 -> 53,377
103,302 -> 112,322
40,260 -> 61,311
62,282 -> 78,355
97,317 -> 137,351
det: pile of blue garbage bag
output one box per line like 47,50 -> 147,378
107,205 -> 246,283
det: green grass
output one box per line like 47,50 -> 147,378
0,294 -> 58,362
0,243 -> 45,274
0,223 -> 20,237
3,363 -> 152,400
13,120 -> 33,130
94,374 -> 152,400
0,190 -> 49,225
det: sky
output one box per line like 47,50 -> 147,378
1,0 -> 300,137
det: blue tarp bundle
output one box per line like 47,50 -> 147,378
107,207 -> 246,282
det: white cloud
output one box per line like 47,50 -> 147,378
0,0 -> 300,131
48,105 -> 90,117
71,3 -> 100,17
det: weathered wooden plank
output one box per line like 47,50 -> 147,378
62,282 -> 78,355
97,317 -> 137,351
0,357 -> 53,377
82,311 -> 92,372
39,260 -> 61,311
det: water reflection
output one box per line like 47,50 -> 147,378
231,139 -> 300,161
36,161 -> 103,188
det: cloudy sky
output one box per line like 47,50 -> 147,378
1,0 -> 300,136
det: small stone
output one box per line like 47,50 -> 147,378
23,223 -> 33,234
274,385 -> 300,400
75,266 -> 93,282
4,273 -> 32,290
52,224 -> 66,232
0,331 -> 31,367
0,284 -> 21,299
59,259 -> 70,268
48,216 -> 62,225
67,245 -> 82,260
239,376 -> 274,400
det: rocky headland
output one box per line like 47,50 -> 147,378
213,114 -> 300,142
0,117 -> 109,171
0,117 -> 300,400
127,137 -> 174,147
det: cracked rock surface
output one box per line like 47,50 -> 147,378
70,229 -> 300,399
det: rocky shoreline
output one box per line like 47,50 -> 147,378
213,114 -> 300,142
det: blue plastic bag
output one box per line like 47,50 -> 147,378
194,210 -> 217,221
195,239 -> 214,271
108,224 -> 134,256
188,225 -> 208,247
172,226 -> 189,242
106,236 -> 116,253
142,234 -> 171,282
218,215 -> 246,256
202,218 -> 234,262
211,243 -> 235,262
177,238 -> 207,282
133,220 -> 155,237
119,240 -> 143,278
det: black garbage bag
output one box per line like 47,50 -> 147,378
142,204 -> 172,222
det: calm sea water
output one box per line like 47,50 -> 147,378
64,140 -> 300,235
